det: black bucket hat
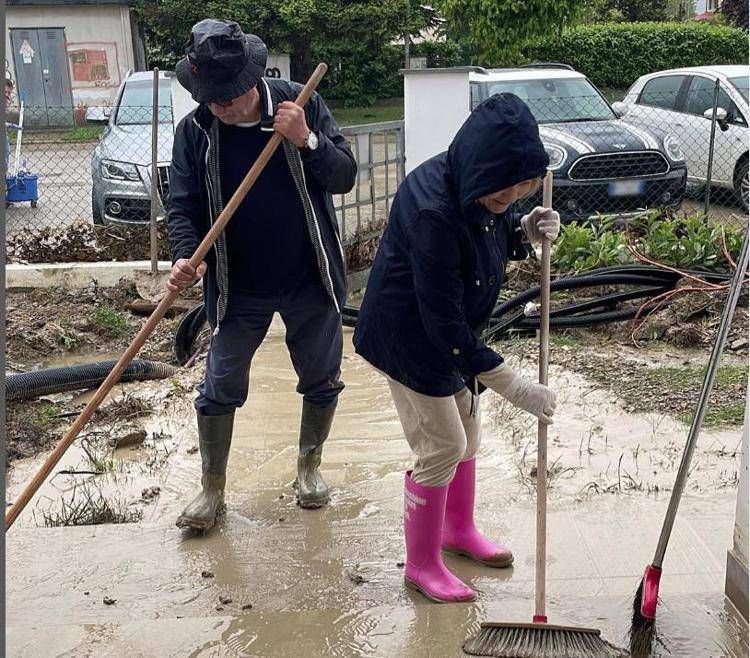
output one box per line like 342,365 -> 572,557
176,19 -> 267,104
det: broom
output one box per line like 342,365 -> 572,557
5,63 -> 329,530
463,171 -> 627,658
629,228 -> 749,656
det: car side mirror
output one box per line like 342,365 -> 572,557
611,101 -> 629,118
704,106 -> 729,131
86,106 -> 111,123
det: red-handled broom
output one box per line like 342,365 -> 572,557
629,228 -> 749,655
463,171 -> 628,658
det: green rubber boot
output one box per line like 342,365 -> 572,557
176,412 -> 234,532
296,400 -> 337,509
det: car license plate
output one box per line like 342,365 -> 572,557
609,180 -> 646,197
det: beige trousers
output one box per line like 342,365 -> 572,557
387,376 -> 481,487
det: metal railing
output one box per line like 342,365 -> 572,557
337,120 -> 404,246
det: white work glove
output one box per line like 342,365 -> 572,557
477,363 -> 556,424
521,207 -> 561,244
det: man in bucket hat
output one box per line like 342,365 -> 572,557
168,19 -> 356,531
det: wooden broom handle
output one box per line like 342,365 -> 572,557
534,171 -> 553,622
5,63 -> 329,530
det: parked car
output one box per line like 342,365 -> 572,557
470,65 -> 688,221
88,71 -> 174,225
618,65 -> 749,210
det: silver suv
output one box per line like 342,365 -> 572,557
88,71 -> 173,225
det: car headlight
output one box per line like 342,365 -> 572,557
544,144 -> 567,171
101,160 -> 141,181
663,135 -> 684,162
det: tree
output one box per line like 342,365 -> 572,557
135,0 -> 439,104
721,0 -> 749,30
609,0 -> 668,21
437,0 -> 587,65
582,0 -> 669,22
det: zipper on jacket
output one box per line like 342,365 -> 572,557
490,219 -> 506,283
289,144 -> 341,314
193,116 -> 223,336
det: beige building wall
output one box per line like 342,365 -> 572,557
6,4 -> 138,108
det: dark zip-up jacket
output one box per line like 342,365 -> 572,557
353,93 -> 549,397
167,78 -> 356,331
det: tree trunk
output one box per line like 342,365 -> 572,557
291,37 -> 313,82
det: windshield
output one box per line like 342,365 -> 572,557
729,76 -> 749,102
475,78 -> 615,124
115,80 -> 173,125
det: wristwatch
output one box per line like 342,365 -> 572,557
304,130 -> 319,151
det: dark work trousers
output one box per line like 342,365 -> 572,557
195,279 -> 344,417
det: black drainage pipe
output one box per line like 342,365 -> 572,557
6,360 -> 178,402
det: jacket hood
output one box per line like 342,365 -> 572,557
447,93 -> 549,210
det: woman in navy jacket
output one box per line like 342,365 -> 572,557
353,94 -> 560,603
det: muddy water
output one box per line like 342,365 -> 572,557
5,320 -> 747,657
5,373 -> 196,529
481,359 -> 743,502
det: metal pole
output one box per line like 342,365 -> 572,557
652,229 -> 749,568
704,78 -> 720,217
13,100 -> 24,177
150,67 -> 159,274
404,0 -> 410,68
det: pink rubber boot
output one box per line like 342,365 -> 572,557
404,471 -> 476,603
442,459 -> 514,567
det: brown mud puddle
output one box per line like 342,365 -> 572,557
5,322 -> 747,657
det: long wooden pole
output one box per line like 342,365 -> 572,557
150,67 -> 160,274
534,170 -> 554,622
6,63 -> 329,530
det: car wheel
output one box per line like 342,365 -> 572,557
92,189 -> 104,225
734,157 -> 749,212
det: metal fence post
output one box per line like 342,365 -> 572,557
398,121 -> 405,183
704,78 -> 720,218
150,67 -> 159,274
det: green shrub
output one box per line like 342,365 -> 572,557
552,221 -> 629,272
552,212 -> 743,273
318,44 -> 403,107
633,212 -> 743,270
525,22 -> 748,89
319,39 -> 463,107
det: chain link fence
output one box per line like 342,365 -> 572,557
5,79 -> 747,264
5,98 -> 404,267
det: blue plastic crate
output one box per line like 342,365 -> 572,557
6,172 -> 39,204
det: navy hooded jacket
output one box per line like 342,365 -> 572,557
353,94 -> 549,397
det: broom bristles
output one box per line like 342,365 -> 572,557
629,578 -> 656,656
463,623 -> 629,658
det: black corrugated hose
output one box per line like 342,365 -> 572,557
6,360 -> 177,402
174,265 -> 733,364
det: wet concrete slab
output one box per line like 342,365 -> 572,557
6,322 -> 748,657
